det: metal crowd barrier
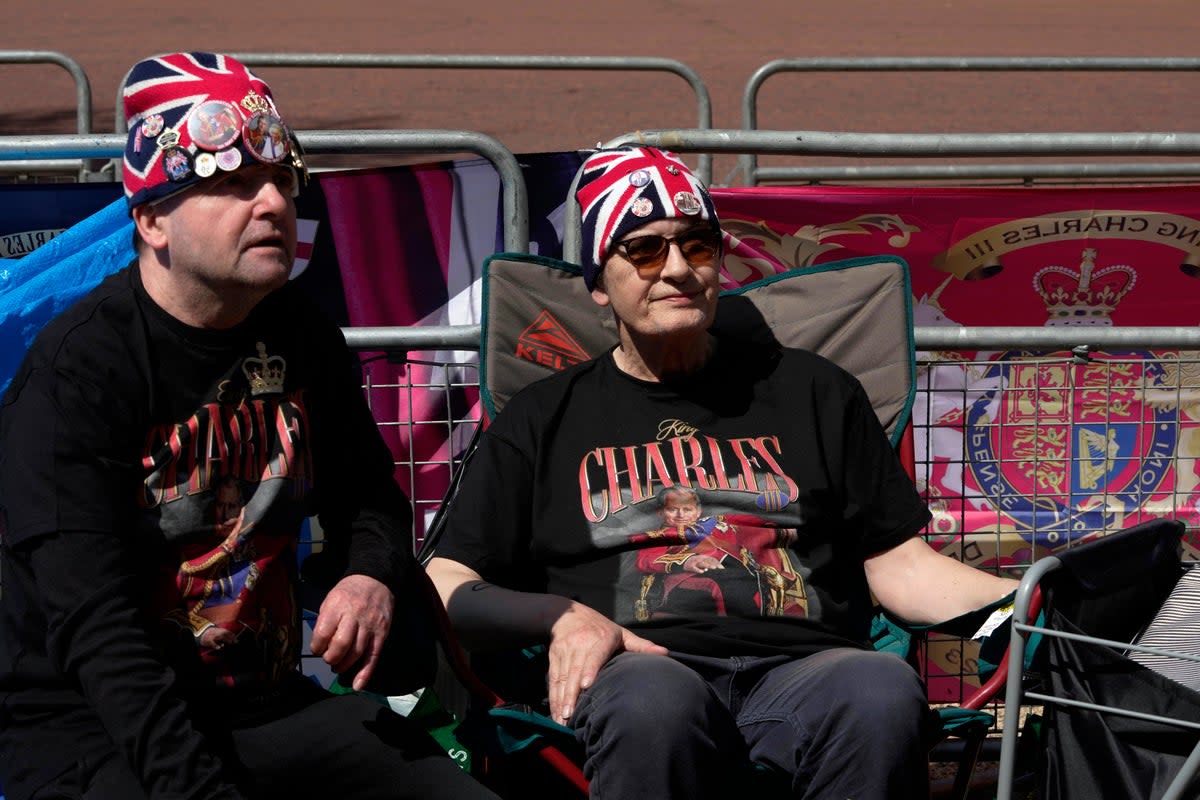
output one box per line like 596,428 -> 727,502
112,53 -> 714,185
0,130 -> 530,252
739,57 -> 1200,186
345,324 -> 1200,354
0,50 -> 94,177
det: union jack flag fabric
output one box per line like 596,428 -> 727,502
121,52 -> 285,208
575,146 -> 716,288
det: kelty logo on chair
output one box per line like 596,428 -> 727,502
516,310 -> 590,371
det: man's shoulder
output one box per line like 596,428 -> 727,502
4,266 -> 143,417
255,283 -> 346,345
21,266 -> 139,368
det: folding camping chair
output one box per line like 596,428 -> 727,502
418,248 -> 1026,798
996,517 -> 1200,800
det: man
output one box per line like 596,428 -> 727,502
0,52 -> 496,800
427,146 -> 1019,799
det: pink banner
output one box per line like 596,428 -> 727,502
317,153 -> 585,543
712,184 -> 1200,324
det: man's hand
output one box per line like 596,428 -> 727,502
684,554 -> 724,573
547,602 -> 667,725
198,626 -> 237,651
310,573 -> 394,692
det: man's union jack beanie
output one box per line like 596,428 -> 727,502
575,146 -> 718,290
121,52 -> 306,210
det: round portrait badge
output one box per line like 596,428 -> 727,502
673,191 -> 702,215
628,169 -> 651,188
243,112 -> 291,164
630,197 -> 654,217
187,100 -> 243,152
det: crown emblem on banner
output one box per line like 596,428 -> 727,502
1033,247 -> 1137,327
242,341 -> 286,395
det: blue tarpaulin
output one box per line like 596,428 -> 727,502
0,197 -> 133,395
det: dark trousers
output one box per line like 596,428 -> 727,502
571,648 -> 931,800
26,690 -> 497,800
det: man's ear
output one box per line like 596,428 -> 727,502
590,272 -> 611,308
131,203 -> 169,251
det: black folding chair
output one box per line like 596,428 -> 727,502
997,518 -> 1199,800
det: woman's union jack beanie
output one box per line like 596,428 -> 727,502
575,146 -> 718,290
121,51 -> 306,210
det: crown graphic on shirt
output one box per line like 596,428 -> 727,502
1033,247 -> 1137,327
242,341 -> 286,395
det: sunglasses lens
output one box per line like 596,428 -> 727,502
679,230 -> 721,264
617,228 -> 723,273
622,235 -> 671,268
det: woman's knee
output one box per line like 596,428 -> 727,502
572,653 -> 746,799
818,650 -> 927,733
575,652 -> 718,732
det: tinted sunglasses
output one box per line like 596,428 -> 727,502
613,227 -> 723,274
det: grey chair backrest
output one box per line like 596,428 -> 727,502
479,252 -> 916,445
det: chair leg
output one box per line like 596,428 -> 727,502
947,725 -> 987,800
1009,713 -> 1042,797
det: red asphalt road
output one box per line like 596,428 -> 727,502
4,0 -> 1200,184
